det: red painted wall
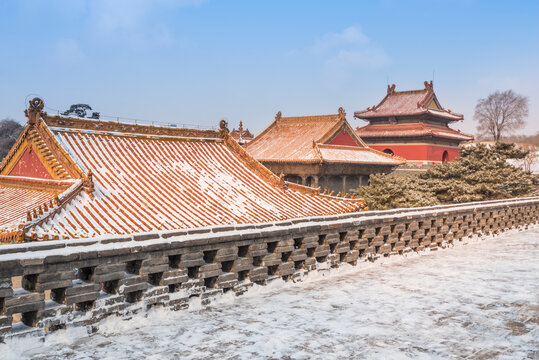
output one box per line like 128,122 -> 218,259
8,147 -> 53,179
369,144 -> 460,162
329,129 -> 358,147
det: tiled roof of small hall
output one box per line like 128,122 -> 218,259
354,81 -> 464,121
245,108 -> 402,165
0,99 -> 366,241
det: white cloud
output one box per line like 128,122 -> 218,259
87,0 -> 205,47
311,26 -> 369,54
330,48 -> 389,68
295,26 -> 389,76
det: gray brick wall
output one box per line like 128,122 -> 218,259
0,197 -> 537,339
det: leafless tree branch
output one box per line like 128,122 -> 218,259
474,90 -> 528,141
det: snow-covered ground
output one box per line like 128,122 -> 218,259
3,227 -> 538,360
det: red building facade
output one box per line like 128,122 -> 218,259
354,81 -> 473,164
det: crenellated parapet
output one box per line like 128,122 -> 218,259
0,196 -> 537,339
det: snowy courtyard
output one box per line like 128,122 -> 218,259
3,227 -> 538,359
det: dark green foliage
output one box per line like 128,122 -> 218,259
63,104 -> 100,119
356,143 -> 537,210
0,119 -> 24,162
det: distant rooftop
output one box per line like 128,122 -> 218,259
246,108 -> 402,165
354,81 -> 464,122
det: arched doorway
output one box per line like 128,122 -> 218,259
442,150 -> 449,163
383,148 -> 394,156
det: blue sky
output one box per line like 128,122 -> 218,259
1,0 -> 538,136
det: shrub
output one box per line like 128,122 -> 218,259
356,143 -> 536,210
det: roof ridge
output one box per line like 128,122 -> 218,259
43,114 -> 222,140
317,143 -> 365,150
312,141 -> 323,162
280,114 -> 341,122
0,175 -> 75,192
392,88 -> 429,95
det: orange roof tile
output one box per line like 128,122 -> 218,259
0,176 -> 75,241
0,100 -> 366,241
354,81 -> 464,122
246,113 -> 344,162
356,123 -> 474,141
245,109 -> 402,165
316,144 -> 403,164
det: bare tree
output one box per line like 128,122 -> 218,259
0,119 -> 24,161
520,144 -> 538,173
474,90 -> 528,141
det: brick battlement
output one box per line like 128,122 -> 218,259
0,197 -> 538,339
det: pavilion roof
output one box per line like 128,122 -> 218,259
245,109 -> 402,165
354,81 -> 464,122
230,121 -> 254,143
0,99 -> 366,241
356,122 -> 474,141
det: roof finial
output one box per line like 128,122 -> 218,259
424,80 -> 433,90
338,107 -> 346,119
275,111 -> 282,121
238,120 -> 243,132
387,84 -> 396,94
24,97 -> 46,126
278,173 -> 288,191
219,119 -> 229,133
83,170 -> 95,198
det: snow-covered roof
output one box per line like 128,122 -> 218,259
0,99 -> 366,241
245,109 -> 402,165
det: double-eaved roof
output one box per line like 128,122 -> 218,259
245,108 -> 402,165
0,99 -> 366,242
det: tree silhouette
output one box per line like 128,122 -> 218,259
474,90 -> 528,141
0,119 -> 24,162
62,104 -> 100,119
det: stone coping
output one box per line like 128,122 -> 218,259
1,196 -> 538,260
